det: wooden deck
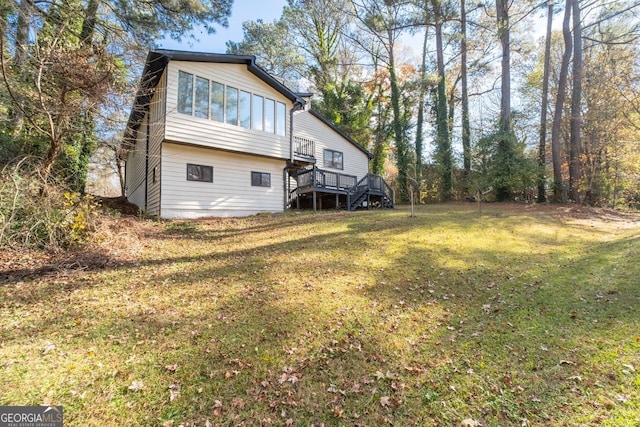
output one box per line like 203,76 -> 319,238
291,167 -> 394,211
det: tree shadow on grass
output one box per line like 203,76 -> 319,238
360,228 -> 640,424
2,205 -> 638,424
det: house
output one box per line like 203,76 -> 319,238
123,49 -> 393,218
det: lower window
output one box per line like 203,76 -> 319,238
187,163 -> 213,182
251,171 -> 271,187
323,149 -> 344,170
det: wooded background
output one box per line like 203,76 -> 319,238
0,0 -> 638,238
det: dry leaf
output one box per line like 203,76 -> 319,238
380,396 -> 390,407
128,380 -> 145,391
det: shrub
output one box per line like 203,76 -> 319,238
0,160 -> 99,250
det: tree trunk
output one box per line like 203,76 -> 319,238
569,0 -> 582,203
11,0 -> 33,135
537,0 -> 554,203
495,0 -> 512,201
461,0 -> 471,183
80,0 -> 100,46
388,38 -> 408,201
551,0 -> 572,202
496,0 -> 510,132
114,147 -> 126,197
433,0 -> 452,200
414,27 -> 429,182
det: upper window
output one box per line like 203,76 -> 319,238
225,87 -> 238,126
264,99 -> 275,133
276,102 -> 286,136
176,69 -> 287,137
252,95 -> 264,131
187,163 -> 213,183
177,71 -> 193,115
194,77 -> 209,119
324,149 -> 343,170
210,81 -> 224,122
239,90 -> 251,129
251,171 -> 271,187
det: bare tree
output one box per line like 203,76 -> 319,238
569,0 -> 582,203
537,0 -> 554,202
551,0 -> 573,202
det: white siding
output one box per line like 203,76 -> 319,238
164,61 -> 292,160
125,114 -> 148,210
146,71 -> 166,216
161,142 -> 286,218
293,110 -> 369,180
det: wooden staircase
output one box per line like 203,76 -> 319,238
347,173 -> 394,211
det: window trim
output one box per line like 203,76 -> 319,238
251,171 -> 271,187
323,149 -> 344,170
186,163 -> 213,183
176,69 -> 287,137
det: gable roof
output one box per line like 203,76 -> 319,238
124,50 -> 306,146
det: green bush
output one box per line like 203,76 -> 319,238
472,131 -> 539,202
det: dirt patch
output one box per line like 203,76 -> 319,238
0,214 -> 157,284
97,196 -> 142,216
519,203 -> 640,230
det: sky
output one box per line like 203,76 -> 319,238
158,0 -> 288,53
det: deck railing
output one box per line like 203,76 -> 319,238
368,174 -> 394,201
297,167 -> 357,191
294,136 -> 316,158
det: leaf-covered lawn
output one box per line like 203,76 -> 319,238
1,204 -> 639,426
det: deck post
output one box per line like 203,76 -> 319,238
336,192 -> 339,209
313,190 -> 316,211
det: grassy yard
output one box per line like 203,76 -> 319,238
1,204 -> 639,426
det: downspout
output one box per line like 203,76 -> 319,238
289,101 -> 304,163
284,101 -> 304,210
144,112 -> 150,213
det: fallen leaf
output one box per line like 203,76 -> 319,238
43,342 -> 56,354
559,360 -> 575,365
165,364 -> 178,372
128,380 -> 145,391
380,396 -> 390,407
460,418 -> 479,427
622,363 -> 635,372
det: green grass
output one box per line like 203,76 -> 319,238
1,204 -> 639,426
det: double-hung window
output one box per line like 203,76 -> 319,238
251,171 -> 271,187
323,149 -> 344,170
